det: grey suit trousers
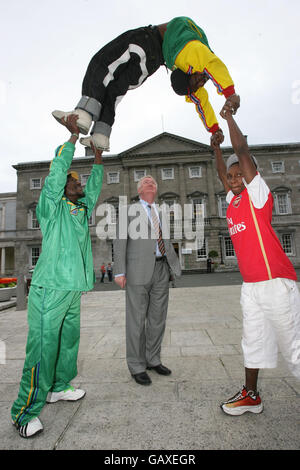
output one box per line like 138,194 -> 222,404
126,258 -> 170,375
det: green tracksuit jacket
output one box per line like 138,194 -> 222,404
31,141 -> 103,291
11,142 -> 103,427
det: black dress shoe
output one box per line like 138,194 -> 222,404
132,371 -> 152,385
147,364 -> 172,376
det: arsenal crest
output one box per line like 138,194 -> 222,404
233,195 -> 242,208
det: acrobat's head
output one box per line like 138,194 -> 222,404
171,68 -> 209,96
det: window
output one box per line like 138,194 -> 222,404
107,171 -> 120,184
224,237 -> 235,257
218,196 -> 228,218
161,168 -> 174,180
189,166 -> 202,178
107,203 -> 119,224
271,161 -> 284,173
192,198 -> 206,219
30,178 -> 42,189
281,234 -> 293,255
88,210 -> 95,226
162,199 -> 176,210
134,169 -> 146,182
31,247 -> 41,266
196,237 -> 207,259
80,174 -> 90,186
274,193 -> 291,215
29,209 -> 40,229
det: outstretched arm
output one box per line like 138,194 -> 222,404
80,141 -> 104,218
221,109 -> 256,184
211,137 -> 230,193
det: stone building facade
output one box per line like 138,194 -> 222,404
6,132 -> 300,278
0,193 -> 16,275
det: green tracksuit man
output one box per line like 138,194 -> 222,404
11,115 -> 104,437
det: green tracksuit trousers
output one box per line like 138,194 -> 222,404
11,286 -> 82,426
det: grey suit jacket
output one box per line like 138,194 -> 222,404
113,201 -> 181,285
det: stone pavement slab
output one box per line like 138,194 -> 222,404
0,285 -> 299,451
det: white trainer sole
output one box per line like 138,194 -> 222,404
221,403 -> 264,416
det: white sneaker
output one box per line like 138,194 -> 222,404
52,109 -> 92,135
80,133 -> 110,151
46,386 -> 86,403
13,417 -> 43,438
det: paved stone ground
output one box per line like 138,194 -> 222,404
0,283 -> 299,451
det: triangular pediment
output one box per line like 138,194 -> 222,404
119,132 -> 210,156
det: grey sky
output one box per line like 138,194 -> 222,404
1,0 -> 299,193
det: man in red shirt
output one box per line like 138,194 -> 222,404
212,110 -> 300,416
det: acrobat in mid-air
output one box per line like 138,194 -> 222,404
52,16 -> 240,151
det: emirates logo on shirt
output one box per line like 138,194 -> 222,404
227,217 -> 246,236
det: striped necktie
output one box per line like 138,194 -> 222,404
148,205 -> 166,256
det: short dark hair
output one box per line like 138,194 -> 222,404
171,69 -> 190,96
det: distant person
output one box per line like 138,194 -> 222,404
212,110 -> 300,416
107,263 -> 113,282
206,257 -> 212,273
100,263 -> 106,283
11,115 -> 104,438
52,17 -> 238,150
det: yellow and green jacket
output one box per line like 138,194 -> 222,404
31,141 -> 103,291
163,17 -> 235,134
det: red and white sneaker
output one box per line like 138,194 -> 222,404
221,386 -> 263,416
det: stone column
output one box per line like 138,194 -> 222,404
123,166 -> 130,203
151,165 -> 159,197
177,164 -> 186,208
1,247 -> 5,275
15,242 -> 28,310
206,160 -> 217,217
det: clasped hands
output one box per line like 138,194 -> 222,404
211,94 -> 240,148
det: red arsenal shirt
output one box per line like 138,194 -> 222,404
226,174 -> 297,283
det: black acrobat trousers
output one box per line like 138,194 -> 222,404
76,26 -> 164,138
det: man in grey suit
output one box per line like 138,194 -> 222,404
114,175 -> 181,385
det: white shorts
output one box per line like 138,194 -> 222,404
240,277 -> 300,378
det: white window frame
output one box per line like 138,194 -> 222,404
189,166 -> 202,178
30,178 -> 42,189
161,168 -> 174,180
192,197 -> 206,219
28,209 -> 40,229
274,193 -> 291,215
30,246 -> 41,267
218,195 -> 228,218
224,236 -> 236,258
88,210 -> 95,226
80,174 -> 90,186
107,171 -> 120,184
271,161 -> 285,173
196,237 -> 207,260
134,169 -> 146,182
281,233 -> 294,255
